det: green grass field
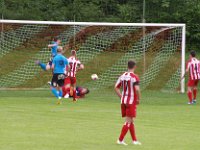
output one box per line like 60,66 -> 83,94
0,90 -> 200,150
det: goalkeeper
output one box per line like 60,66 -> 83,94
36,37 -> 61,71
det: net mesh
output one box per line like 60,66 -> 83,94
0,22 -> 183,93
0,25 -> 48,58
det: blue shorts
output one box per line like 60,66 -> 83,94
48,60 -> 52,66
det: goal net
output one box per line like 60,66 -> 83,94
0,20 -> 186,93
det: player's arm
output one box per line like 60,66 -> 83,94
135,85 -> 141,105
76,60 -> 84,72
114,78 -> 122,98
48,43 -> 57,48
134,76 -> 140,104
51,57 -> 56,71
51,63 -> 55,70
77,64 -> 84,71
66,64 -> 70,74
182,67 -> 189,78
181,63 -> 190,80
115,86 -> 122,98
65,58 -> 70,75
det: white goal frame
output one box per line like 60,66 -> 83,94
0,19 -> 186,93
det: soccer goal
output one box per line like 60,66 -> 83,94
0,20 -> 186,93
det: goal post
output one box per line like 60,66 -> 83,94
181,25 -> 186,93
0,19 -> 186,93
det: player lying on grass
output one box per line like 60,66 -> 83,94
50,46 -> 69,104
181,50 -> 200,104
63,86 -> 89,99
48,81 -> 89,99
63,50 -> 84,102
36,37 -> 61,71
115,60 -> 141,146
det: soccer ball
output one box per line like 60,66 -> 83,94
91,74 -> 98,80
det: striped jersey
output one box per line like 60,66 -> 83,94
115,72 -> 139,105
186,58 -> 200,80
68,56 -> 81,77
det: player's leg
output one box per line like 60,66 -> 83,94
63,84 -> 70,98
129,118 -> 137,141
35,58 -> 52,71
72,84 -> 77,101
56,74 -> 65,104
62,77 -> 71,98
45,59 -> 53,70
117,104 -> 128,145
187,80 -> 194,104
126,105 -> 140,144
126,105 -> 141,145
50,75 -> 59,98
129,118 -> 141,145
187,86 -> 193,104
35,60 -> 47,71
70,83 -> 77,101
58,86 -> 63,98
45,63 -> 51,70
70,77 -> 77,101
192,80 -> 198,103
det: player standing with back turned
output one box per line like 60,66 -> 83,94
181,50 -> 200,104
51,46 -> 68,104
115,60 -> 141,146
63,50 -> 84,101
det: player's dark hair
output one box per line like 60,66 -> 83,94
85,88 -> 89,94
53,37 -> 59,42
128,60 -> 136,69
190,50 -> 196,57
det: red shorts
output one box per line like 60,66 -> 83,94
64,76 -> 76,85
187,79 -> 199,87
64,77 -> 71,85
121,104 -> 137,118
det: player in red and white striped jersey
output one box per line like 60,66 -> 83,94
182,51 -> 200,104
63,50 -> 84,101
115,60 -> 141,146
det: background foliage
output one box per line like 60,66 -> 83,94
0,0 -> 199,49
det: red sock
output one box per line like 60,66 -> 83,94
66,87 -> 70,94
193,89 -> 197,100
119,122 -> 129,141
129,122 -> 137,141
187,91 -> 192,103
62,87 -> 70,97
73,89 -> 77,100
62,87 -> 66,97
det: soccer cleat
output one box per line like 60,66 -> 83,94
188,102 -> 193,105
57,97 -> 62,104
117,140 -> 128,146
73,98 -> 77,102
64,94 -> 69,99
47,81 -> 51,86
132,141 -> 142,145
192,99 -> 197,104
57,100 -> 62,105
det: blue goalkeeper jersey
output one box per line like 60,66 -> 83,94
51,41 -> 58,57
52,54 -> 68,74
